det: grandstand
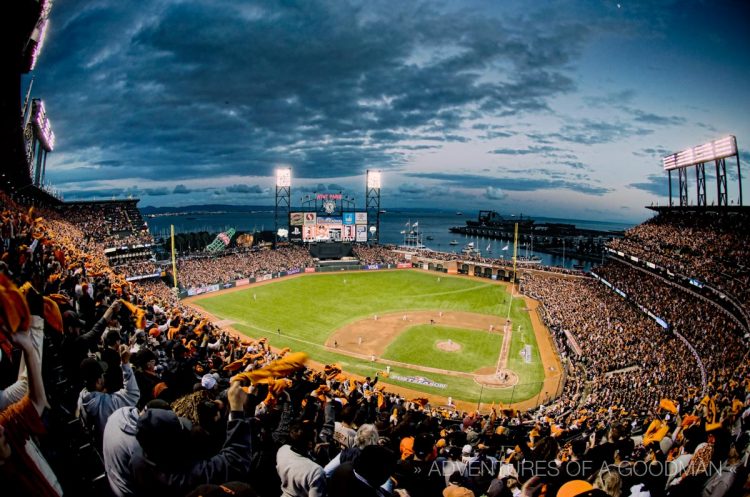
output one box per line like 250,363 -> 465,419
1,3 -> 749,497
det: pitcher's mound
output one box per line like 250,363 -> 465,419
474,369 -> 519,388
436,340 -> 461,352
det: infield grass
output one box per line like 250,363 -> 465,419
194,270 -> 546,403
382,325 -> 502,373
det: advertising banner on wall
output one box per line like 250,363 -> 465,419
355,212 -> 367,224
289,225 -> 303,242
355,225 -> 368,242
304,213 -> 317,225
343,224 -> 356,241
343,212 -> 355,225
290,212 -> 304,225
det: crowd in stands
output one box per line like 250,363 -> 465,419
593,260 -> 747,378
352,245 -> 406,265
111,260 -> 161,279
522,275 -> 701,414
608,211 -> 750,308
176,247 -> 314,288
410,249 -> 583,276
0,189 -> 748,497
61,201 -> 153,247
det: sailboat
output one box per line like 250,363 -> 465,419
461,241 -> 481,257
486,242 -> 492,253
516,241 -> 542,264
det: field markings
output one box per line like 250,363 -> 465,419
495,324 -> 513,373
187,271 -> 557,407
232,312 -> 512,382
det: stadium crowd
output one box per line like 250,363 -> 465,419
521,275 -> 702,413
60,201 -> 153,248
352,244 -> 406,265
607,210 -> 750,309
0,190 -> 748,497
593,260 -> 747,378
175,247 -> 314,288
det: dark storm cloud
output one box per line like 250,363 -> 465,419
635,146 -> 672,157
627,174 -> 669,197
297,183 -> 349,193
557,161 -> 588,170
37,0 -> 590,187
225,184 -> 265,194
144,187 -> 170,196
405,172 -> 611,196
398,183 -> 428,195
490,145 -> 565,156
627,109 -> 685,126
63,188 -> 127,200
547,120 -> 654,145
173,184 -> 191,194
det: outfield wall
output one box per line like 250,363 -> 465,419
179,254 -> 539,298
179,262 -> 413,298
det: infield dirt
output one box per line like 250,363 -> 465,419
186,272 -> 563,413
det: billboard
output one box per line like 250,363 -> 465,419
289,225 -> 303,242
356,225 -> 368,242
290,212 -> 304,225
294,211 -> 368,242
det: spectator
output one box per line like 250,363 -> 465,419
77,348 -> 140,440
128,381 -> 251,497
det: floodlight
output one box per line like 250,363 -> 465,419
367,170 -> 381,189
663,136 -> 737,171
276,167 -> 291,187
33,100 -> 55,151
29,19 -> 49,71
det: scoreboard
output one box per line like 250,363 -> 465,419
289,211 -> 368,243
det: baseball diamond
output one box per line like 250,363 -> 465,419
187,270 -> 564,410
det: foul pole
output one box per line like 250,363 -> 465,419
506,222 -> 519,322
171,224 -> 178,290
512,222 -> 518,283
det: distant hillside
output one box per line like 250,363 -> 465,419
140,204 -> 273,215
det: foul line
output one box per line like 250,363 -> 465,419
231,317 -> 509,381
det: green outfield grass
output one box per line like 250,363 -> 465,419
382,325 -> 502,373
194,270 -> 546,403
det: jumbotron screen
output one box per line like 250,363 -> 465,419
289,211 -> 367,242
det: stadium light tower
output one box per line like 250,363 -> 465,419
662,136 -> 742,207
275,167 -> 292,245
366,170 -> 381,244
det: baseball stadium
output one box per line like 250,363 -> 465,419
1,2 -> 749,497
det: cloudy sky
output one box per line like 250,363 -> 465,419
29,0 -> 750,222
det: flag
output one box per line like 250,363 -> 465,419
400,230 -> 406,234
502,245 -> 509,251
405,221 -> 411,227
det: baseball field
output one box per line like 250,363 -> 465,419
188,270 -> 562,408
